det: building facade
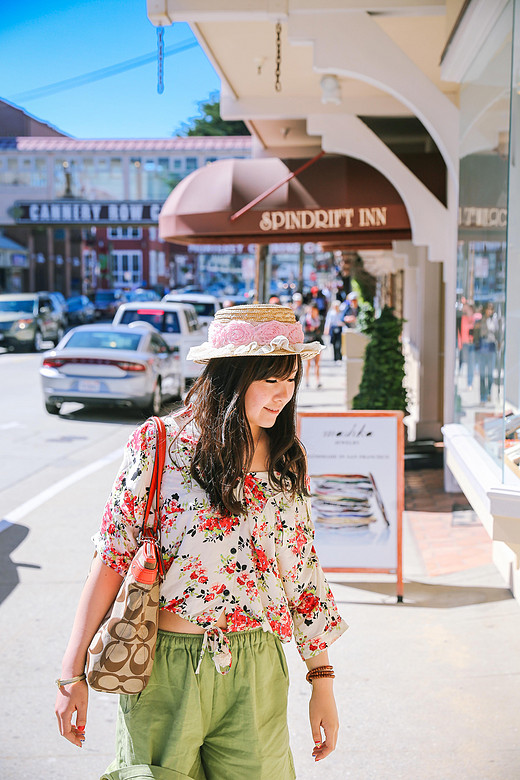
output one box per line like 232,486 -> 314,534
0,102 -> 251,295
146,0 -> 520,601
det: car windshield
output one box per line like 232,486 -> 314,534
119,309 -> 180,334
65,331 -> 143,350
0,300 -> 35,314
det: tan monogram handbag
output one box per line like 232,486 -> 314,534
87,416 -> 166,695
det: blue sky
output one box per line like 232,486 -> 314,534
0,0 -> 220,138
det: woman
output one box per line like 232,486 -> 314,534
475,301 -> 499,403
303,302 -> 325,388
55,304 -> 348,780
324,300 -> 345,362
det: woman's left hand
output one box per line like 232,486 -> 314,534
308,680 -> 339,761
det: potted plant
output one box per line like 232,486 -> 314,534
352,305 -> 408,413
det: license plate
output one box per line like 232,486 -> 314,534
77,379 -> 101,393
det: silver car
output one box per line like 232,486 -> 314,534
0,292 -> 66,351
40,323 -> 184,416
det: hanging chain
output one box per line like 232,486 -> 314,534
275,22 -> 282,92
157,26 -> 165,94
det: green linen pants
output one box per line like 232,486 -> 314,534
101,628 -> 296,780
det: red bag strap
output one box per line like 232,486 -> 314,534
140,416 -> 167,575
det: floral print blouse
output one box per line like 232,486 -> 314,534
94,412 -> 348,673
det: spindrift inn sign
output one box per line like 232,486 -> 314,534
258,206 -> 389,232
13,201 -> 163,225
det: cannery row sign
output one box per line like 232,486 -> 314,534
13,201 -> 164,225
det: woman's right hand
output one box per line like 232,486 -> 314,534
55,678 -> 89,747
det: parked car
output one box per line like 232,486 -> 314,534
66,295 -> 96,326
36,291 -> 70,326
0,292 -> 66,351
162,293 -> 223,334
93,288 -> 127,319
112,301 -> 204,381
126,288 -> 161,303
40,323 -> 184,416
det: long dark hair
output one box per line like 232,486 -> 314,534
183,354 -> 309,515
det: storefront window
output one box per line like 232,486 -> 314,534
502,1 -> 520,481
454,1 -> 514,467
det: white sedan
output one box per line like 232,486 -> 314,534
40,323 -> 184,416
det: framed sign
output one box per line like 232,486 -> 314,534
297,411 -> 404,599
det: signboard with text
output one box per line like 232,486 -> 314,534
13,200 -> 163,225
297,411 -> 404,596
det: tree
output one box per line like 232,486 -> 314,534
352,306 -> 408,413
175,93 -> 250,137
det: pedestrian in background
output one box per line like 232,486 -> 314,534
475,301 -> 498,403
458,301 -> 478,390
303,302 -> 325,387
341,291 -> 359,329
291,292 -> 305,321
324,299 -> 344,362
55,304 -> 347,779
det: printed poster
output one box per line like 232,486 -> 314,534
298,412 -> 404,571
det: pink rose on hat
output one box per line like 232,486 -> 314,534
223,321 -> 255,346
208,322 -> 227,348
253,321 -> 285,345
286,323 -> 304,344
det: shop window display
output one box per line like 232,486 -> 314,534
454,0 -> 520,480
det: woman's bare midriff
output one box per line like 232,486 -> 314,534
158,610 -> 228,633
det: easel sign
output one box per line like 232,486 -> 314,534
297,411 -> 404,601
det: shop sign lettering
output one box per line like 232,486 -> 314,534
13,201 -> 163,225
458,207 -> 507,228
259,207 -> 388,232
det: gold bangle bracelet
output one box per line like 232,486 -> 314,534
55,673 -> 86,688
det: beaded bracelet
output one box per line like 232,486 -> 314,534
306,665 -> 335,684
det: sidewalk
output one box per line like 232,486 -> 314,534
291,352 -> 520,779
1,351 -> 519,779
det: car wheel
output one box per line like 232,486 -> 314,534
45,400 -> 61,415
148,381 -> 162,416
54,327 -> 65,346
33,329 -> 44,352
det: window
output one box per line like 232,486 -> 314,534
150,334 -> 168,354
173,159 -> 182,169
158,251 -> 166,276
206,157 -> 217,164
66,330 -> 142,351
110,251 -> 142,287
149,250 -> 158,285
108,227 -> 142,239
0,158 -> 18,185
33,158 -> 47,187
186,157 -> 198,172
119,309 -> 181,334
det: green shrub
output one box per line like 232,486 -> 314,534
352,306 -> 408,413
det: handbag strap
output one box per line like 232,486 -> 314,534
140,416 -> 167,575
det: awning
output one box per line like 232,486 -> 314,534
159,155 -> 411,248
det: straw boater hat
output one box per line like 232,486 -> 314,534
187,304 -> 324,363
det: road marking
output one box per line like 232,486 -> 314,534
1,446 -> 123,529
